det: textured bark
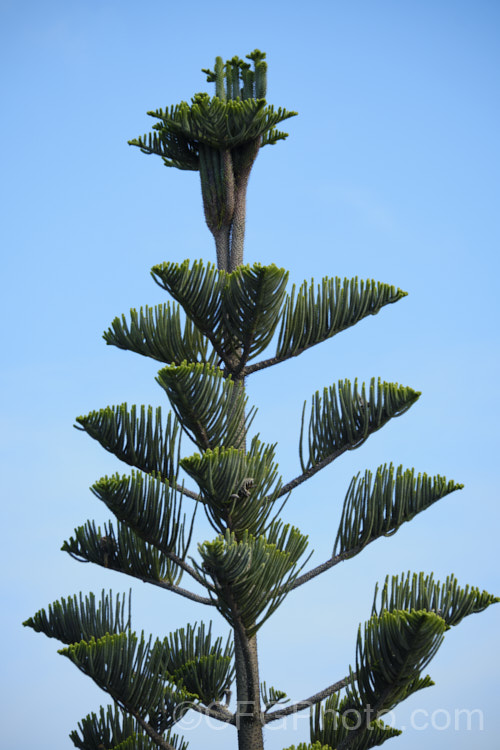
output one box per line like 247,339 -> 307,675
234,630 -> 264,750
228,139 -> 260,272
200,146 -> 234,270
214,227 -> 231,270
228,175 -> 249,272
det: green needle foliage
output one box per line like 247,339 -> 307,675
333,465 -> 463,558
70,705 -> 188,750
196,524 -> 309,637
24,590 -> 131,645
76,404 -> 181,482
181,438 -> 283,538
25,50 -> 498,750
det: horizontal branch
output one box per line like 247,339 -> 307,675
189,701 -> 235,724
281,548 -> 360,593
165,549 -> 216,593
65,531 -> 216,604
285,522 -> 425,596
276,446 -> 349,499
245,333 -> 333,375
244,329 -> 358,376
155,579 -> 215,606
172,482 -> 202,502
244,352 -> 295,376
264,676 -> 352,723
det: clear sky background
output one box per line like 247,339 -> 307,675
2,1 -> 499,749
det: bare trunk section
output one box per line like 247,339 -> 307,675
214,227 -> 231,270
234,630 -> 264,750
228,139 -> 260,272
201,146 -> 235,271
228,176 -> 249,272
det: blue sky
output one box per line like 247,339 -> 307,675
1,1 -> 499,749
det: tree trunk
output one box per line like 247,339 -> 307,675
234,630 -> 264,750
216,139 -> 264,749
228,139 -> 260,272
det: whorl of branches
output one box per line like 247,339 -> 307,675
161,621 -> 234,704
129,50 -> 296,170
181,437 -> 283,538
106,261 -> 407,376
195,524 -> 309,637
157,363 -> 254,450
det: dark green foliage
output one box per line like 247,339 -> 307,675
219,263 -> 289,365
352,610 -> 445,713
129,51 -> 296,170
372,572 -> 500,628
103,303 -> 216,366
311,693 -> 401,750
62,520 -> 182,584
23,590 -> 131,645
148,261 -> 406,374
75,404 -> 180,482
156,363 -> 253,450
310,612 -> 444,750
333,465 -> 463,557
196,524 -> 309,637
91,472 -> 193,557
275,277 -> 406,362
151,260 -> 225,351
131,95 -> 295,164
151,260 -> 289,368
300,379 -> 420,472
59,632 -> 194,723
180,437 -> 283,538
70,704 -> 188,750
162,622 -> 234,703
70,704 -> 139,750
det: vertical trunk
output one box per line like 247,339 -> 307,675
215,136 -> 264,750
228,139 -> 260,272
234,630 -> 264,750
214,227 -> 231,270
200,146 -> 235,270
228,174 -> 249,272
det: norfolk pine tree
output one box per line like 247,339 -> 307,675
25,51 -> 498,750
